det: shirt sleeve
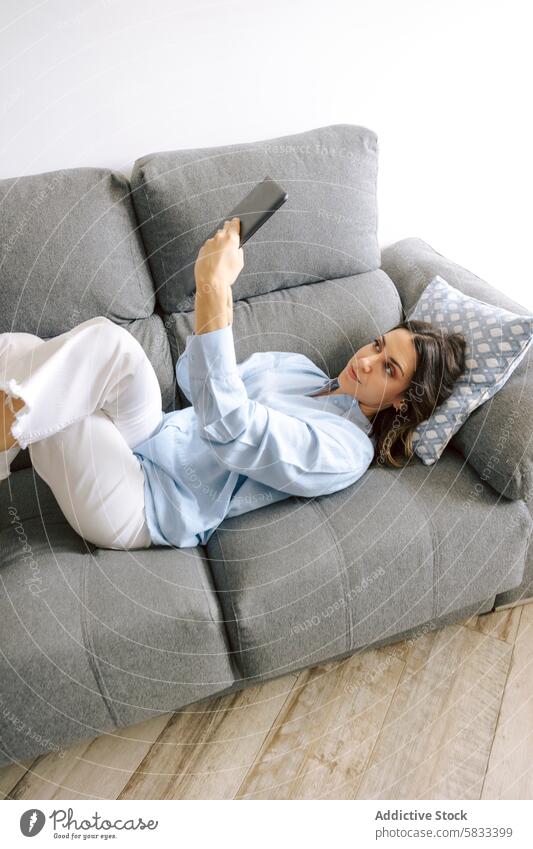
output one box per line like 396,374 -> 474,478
175,329 -> 277,403
182,324 -> 374,498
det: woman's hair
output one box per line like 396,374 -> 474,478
368,318 -> 467,469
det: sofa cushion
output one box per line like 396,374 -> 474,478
493,490 -> 533,608
381,237 -> 533,501
406,274 -> 533,466
0,167 -> 156,337
205,445 -> 531,681
130,123 -> 380,314
167,268 -> 402,410
0,468 -> 236,766
127,313 -> 177,413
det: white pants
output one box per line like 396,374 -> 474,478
0,316 -> 164,550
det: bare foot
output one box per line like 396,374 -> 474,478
0,390 -> 25,452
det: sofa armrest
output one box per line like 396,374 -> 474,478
380,237 -> 533,501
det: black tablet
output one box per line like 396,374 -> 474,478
218,176 -> 288,247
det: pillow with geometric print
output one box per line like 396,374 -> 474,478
405,274 -> 533,465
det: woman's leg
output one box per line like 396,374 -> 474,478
1,316 -> 163,451
0,316 -> 164,548
0,392 -> 25,452
1,331 -> 45,477
29,412 -> 152,550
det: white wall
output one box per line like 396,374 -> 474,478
1,0 -> 531,309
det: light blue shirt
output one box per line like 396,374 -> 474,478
132,324 -> 376,548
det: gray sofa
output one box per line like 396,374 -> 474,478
1,124 -> 531,768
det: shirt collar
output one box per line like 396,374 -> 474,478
305,377 -> 373,435
304,376 -> 341,397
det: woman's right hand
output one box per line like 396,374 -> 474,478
194,217 -> 244,297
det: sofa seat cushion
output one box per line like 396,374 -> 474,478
167,268 -> 402,410
0,469 -> 236,766
205,446 -> 531,681
131,123 -> 380,314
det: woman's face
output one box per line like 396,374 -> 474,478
338,328 -> 418,414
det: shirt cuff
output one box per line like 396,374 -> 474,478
186,323 -> 238,381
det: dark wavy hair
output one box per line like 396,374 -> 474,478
367,318 -> 467,468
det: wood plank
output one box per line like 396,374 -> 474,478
235,647 -> 404,799
381,622 -> 441,670
0,758 -> 35,799
118,674 -> 298,800
463,605 -> 522,645
7,714 -> 171,800
482,602 -> 533,799
355,623 -> 511,799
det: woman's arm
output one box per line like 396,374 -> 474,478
175,217 -> 242,399
193,217 -> 243,335
182,217 -> 373,496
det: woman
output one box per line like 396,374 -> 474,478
0,218 -> 466,550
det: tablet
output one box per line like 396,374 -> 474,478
219,176 -> 288,247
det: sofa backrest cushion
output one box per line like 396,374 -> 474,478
0,167 -> 156,337
1,167 -> 178,476
130,123 -> 380,314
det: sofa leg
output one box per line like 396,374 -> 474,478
490,595 -> 533,613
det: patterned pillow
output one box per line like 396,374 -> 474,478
405,275 -> 533,465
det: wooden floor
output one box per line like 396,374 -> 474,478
2,602 -> 532,800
